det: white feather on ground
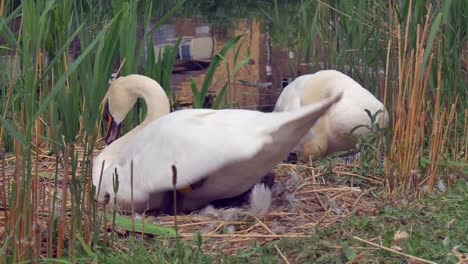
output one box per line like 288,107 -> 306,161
196,182 -> 273,220
248,183 -> 273,217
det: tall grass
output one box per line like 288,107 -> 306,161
0,0 -> 187,261
261,0 -> 466,194
0,0 -> 254,260
190,32 -> 251,109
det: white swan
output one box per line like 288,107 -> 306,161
93,74 -> 342,213
274,70 -> 390,160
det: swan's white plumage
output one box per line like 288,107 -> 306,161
93,74 -> 342,212
274,70 -> 389,159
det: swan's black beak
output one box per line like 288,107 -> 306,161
104,102 -> 122,145
105,116 -> 122,145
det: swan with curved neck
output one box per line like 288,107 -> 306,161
274,70 -> 390,161
94,75 -> 170,177
93,74 -> 342,213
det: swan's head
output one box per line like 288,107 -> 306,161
103,77 -> 139,144
102,75 -> 171,145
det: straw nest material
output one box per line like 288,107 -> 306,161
0,142 -> 382,255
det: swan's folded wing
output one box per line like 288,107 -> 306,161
110,109 -> 271,194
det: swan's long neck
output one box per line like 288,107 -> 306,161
111,75 -> 170,146
129,76 -> 170,128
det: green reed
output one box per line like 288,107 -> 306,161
0,0 -> 188,261
261,0 -> 466,193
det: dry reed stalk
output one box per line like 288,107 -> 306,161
56,145 -> 70,257
381,35 -> 391,149
426,77 -> 443,191
0,0 -> 4,16
12,139 -> 22,261
352,236 -> 437,264
387,3 -> 449,193
333,170 -> 384,185
46,184 -> 53,257
297,187 -> 361,194
275,245 -> 291,264
179,233 -> 307,239
176,221 -> 246,228
84,148 -> 93,245
1,150 -> 7,230
451,112 -> 459,165
96,160 -> 105,202
464,110 -> 468,163
35,120 -> 42,151
427,99 -> 458,191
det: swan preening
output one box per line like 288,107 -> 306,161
274,70 -> 389,161
93,74 -> 342,215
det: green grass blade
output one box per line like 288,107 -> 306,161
189,76 -> 201,108
33,14 -> 120,122
38,22 -> 85,85
76,235 -> 95,258
0,116 -> 25,145
107,213 -> 177,237
212,83 -> 228,109
422,13 -> 442,70
191,32 -> 247,109
233,48 -> 251,75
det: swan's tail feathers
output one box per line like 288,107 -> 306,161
248,183 -> 273,217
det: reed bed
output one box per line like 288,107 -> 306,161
0,0 -> 466,261
1,149 -> 382,255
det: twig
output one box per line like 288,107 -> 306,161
352,236 -> 437,264
333,170 -> 384,185
96,160 -> 105,202
314,192 -> 327,211
179,233 -> 307,239
352,189 -> 372,208
177,221 -> 245,228
298,187 -> 361,194
254,216 -> 291,264
275,244 -> 291,264
253,216 -> 274,235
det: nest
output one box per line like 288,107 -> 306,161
0,144 -> 382,256
145,164 -> 381,254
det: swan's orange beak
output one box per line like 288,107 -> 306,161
105,115 -> 122,145
104,102 -> 123,145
